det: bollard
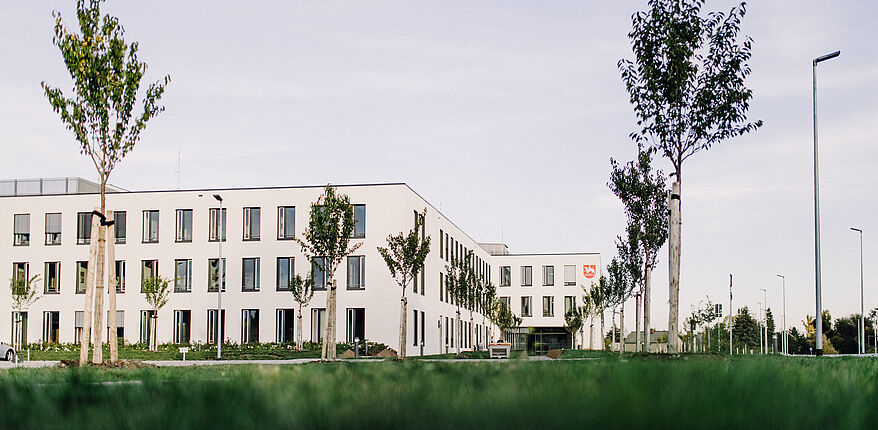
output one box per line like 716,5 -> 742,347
420,341 -> 424,356
355,337 -> 360,359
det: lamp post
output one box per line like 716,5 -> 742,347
813,50 -> 840,356
777,274 -> 786,354
729,274 -> 733,356
214,194 -> 223,360
758,300 -> 763,355
760,288 -> 767,354
851,227 -> 864,354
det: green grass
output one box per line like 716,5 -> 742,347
2,355 -> 877,429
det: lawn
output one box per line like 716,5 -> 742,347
1,355 -> 876,429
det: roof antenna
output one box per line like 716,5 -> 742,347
174,150 -> 182,190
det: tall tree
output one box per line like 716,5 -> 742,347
619,0 -> 762,352
142,275 -> 170,352
297,185 -> 362,361
42,0 -> 170,364
10,274 -> 41,351
289,274 -> 314,351
609,229 -> 644,354
609,148 -> 668,353
377,208 -> 431,359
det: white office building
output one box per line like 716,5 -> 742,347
1,178 -> 600,355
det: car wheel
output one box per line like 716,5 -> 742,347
5,350 -> 13,361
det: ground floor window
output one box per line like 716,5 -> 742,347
311,308 -> 326,342
74,311 -> 84,344
140,310 -> 156,345
42,311 -> 59,343
277,309 -> 294,343
174,310 -> 191,344
242,309 -> 259,344
11,311 -> 27,348
346,308 -> 365,343
207,309 -> 225,344
107,310 -> 124,343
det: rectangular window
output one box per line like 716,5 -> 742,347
115,261 -> 126,293
42,311 -> 60,343
346,308 -> 365,343
173,310 -> 191,344
542,265 -> 555,286
346,256 -> 365,290
439,229 -> 444,259
521,266 -> 532,286
140,310 -> 156,345
74,311 -> 84,344
521,296 -> 532,317
276,257 -> 294,291
141,260 -> 158,292
277,309 -> 295,343
208,258 -> 226,292
45,213 -> 61,245
114,211 -> 127,244
76,261 -> 88,294
564,265 -> 576,286
277,206 -> 295,240
11,311 -> 28,347
500,297 -> 510,311
311,308 -> 326,342
174,259 -> 192,292
413,309 -> 419,346
353,204 -> 366,238
420,310 -> 425,349
77,212 -> 92,245
564,296 -> 576,315
44,262 -> 60,294
142,210 -> 159,243
241,309 -> 259,343
242,258 -> 260,291
207,309 -> 226,344
13,213 -> 30,246
499,266 -> 511,287
243,207 -> 260,240
175,209 -> 193,242
311,257 -> 327,291
107,310 -> 124,342
543,296 -> 555,317
209,208 -> 226,241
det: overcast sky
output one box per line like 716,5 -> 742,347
1,1 -> 876,332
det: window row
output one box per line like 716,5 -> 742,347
440,315 -> 489,350
498,295 -> 578,318
498,264 -> 578,287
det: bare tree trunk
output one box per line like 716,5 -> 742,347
635,294 -> 641,354
107,211 -> 118,362
322,279 -> 338,361
296,307 -> 303,351
668,180 -> 682,353
600,312 -> 606,351
620,304 -> 625,355
589,318 -> 595,349
79,208 -> 100,365
321,279 -> 331,360
92,227 -> 106,363
150,313 -> 157,352
455,308 -> 461,355
644,266 -> 652,353
399,293 -> 408,359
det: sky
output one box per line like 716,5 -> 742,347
1,1 -> 876,333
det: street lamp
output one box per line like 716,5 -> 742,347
760,288 -> 767,354
213,194 -> 224,360
758,300 -> 763,355
777,274 -> 786,355
851,227 -> 864,354
812,50 -> 840,356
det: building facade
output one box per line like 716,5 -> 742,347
1,179 -> 600,355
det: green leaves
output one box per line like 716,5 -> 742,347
377,208 -> 432,294
297,185 -> 362,279
142,275 -> 170,312
290,274 -> 315,308
10,274 -> 42,312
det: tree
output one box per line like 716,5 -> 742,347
579,290 -> 596,349
609,148 -> 668,353
619,0 -> 762,352
495,303 -> 522,343
444,252 -> 472,355
142,275 -> 170,352
564,307 -> 585,349
289,274 -> 314,351
612,228 -> 644,354
42,0 -> 170,364
297,185 -> 362,361
732,307 -> 759,353
10,274 -> 41,351
584,278 -> 611,350
377,208 -> 431,359
482,281 -> 498,342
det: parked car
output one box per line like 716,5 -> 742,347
1,342 -> 16,361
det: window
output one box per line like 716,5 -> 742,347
352,204 -> 365,238
11,311 -> 28,347
564,265 -> 576,286
107,310 -> 124,342
45,213 -> 61,245
43,311 -> 60,343
413,309 -> 419,346
277,206 -> 295,240
77,212 -> 92,244
277,309 -> 295,343
74,311 -> 84,343
242,309 -> 260,343
114,211 -> 126,244
564,296 -> 576,315
44,262 -> 60,294
243,207 -> 260,240
542,265 -> 555,286
521,266 -> 532,286
142,210 -> 159,243
209,208 -> 226,242
311,308 -> 326,342
76,261 -> 88,294
174,259 -> 192,292
208,258 -> 226,292
140,310 -> 156,344
440,229 -> 444,259
500,297 -> 510,311
420,310 -> 425,348
499,266 -> 511,287
311,257 -> 326,291
115,261 -> 126,293
173,310 -> 191,344
207,309 -> 226,344
242,258 -> 260,291
175,209 -> 193,242
276,257 -> 294,291
141,260 -> 158,292
13,214 -> 30,246
521,296 -> 532,317
347,256 -> 365,290
346,308 -> 365,343
543,296 -> 555,317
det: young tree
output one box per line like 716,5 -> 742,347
377,208 -> 431,359
482,281 -> 498,341
297,185 -> 362,361
445,252 -> 475,354
585,278 -> 611,350
10,274 -> 41,351
619,0 -> 762,352
613,228 -> 644,354
564,307 -> 585,349
142,275 -> 170,352
289,274 -> 315,351
42,0 -> 170,364
495,304 -> 522,344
